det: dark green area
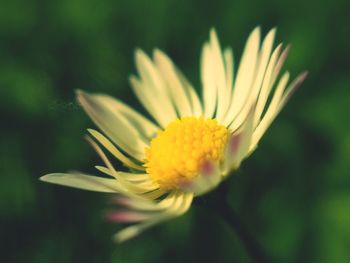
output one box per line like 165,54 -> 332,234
1,0 -> 350,262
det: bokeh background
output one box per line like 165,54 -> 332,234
1,0 -> 350,262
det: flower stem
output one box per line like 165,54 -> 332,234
198,182 -> 270,263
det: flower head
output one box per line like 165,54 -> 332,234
40,27 -> 307,242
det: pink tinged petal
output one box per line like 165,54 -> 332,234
180,161 -> 221,196
225,30 -> 276,131
200,160 -> 216,176
271,45 -> 291,83
106,211 -> 151,223
113,192 -> 194,243
228,133 -> 242,156
112,196 -> 132,206
250,71 -> 307,151
225,106 -> 256,172
278,71 -> 308,110
252,44 -> 284,127
113,192 -> 177,212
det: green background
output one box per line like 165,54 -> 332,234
1,0 -> 350,262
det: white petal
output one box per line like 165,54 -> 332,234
278,71 -> 308,110
96,166 -> 149,182
224,27 -> 260,125
113,191 -> 193,243
176,68 -> 203,116
250,72 -> 290,149
91,94 -> 159,141
225,106 -> 255,171
253,44 -> 284,126
201,42 -> 217,118
114,191 -> 177,211
88,129 -> 144,171
153,49 -> 193,117
250,71 -> 307,151
40,173 -> 118,193
132,49 -> 177,127
209,29 -> 228,121
227,29 -> 277,131
223,47 -> 234,114
86,135 -> 159,195
77,90 -> 147,161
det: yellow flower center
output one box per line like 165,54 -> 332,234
145,117 -> 229,190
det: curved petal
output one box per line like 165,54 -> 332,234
77,90 -> 147,161
253,44 -> 286,126
180,160 -> 222,196
88,129 -> 145,171
40,173 -> 119,193
223,47 -> 234,115
224,106 -> 255,172
113,191 -> 193,243
201,42 -> 217,118
86,135 -> 159,195
250,71 -> 308,150
131,49 -> 178,128
153,49 -> 193,117
176,68 -> 203,116
227,30 -> 278,131
224,27 -> 260,124
91,94 -> 159,141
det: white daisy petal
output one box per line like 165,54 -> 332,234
209,29 -> 228,122
227,29 -> 277,132
77,90 -> 147,161
88,129 -> 144,171
86,135 -> 159,195
176,68 -> 203,116
271,45 -> 290,85
114,191 -> 177,212
250,71 -> 290,149
278,71 -> 308,110
106,210 -> 153,223
40,173 -> 118,193
224,27 -> 260,124
133,49 -> 178,127
252,44 -> 283,126
41,27 -> 306,243
113,191 -> 193,243
91,94 -> 159,141
153,49 -> 193,117
96,167 -> 149,182
201,43 -> 217,118
223,47 -> 234,114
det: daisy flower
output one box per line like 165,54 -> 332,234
40,27 -> 307,242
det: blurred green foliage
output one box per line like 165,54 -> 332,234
1,0 -> 350,262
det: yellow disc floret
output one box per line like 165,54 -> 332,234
145,117 -> 229,190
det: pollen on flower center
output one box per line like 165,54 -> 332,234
144,117 -> 229,190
